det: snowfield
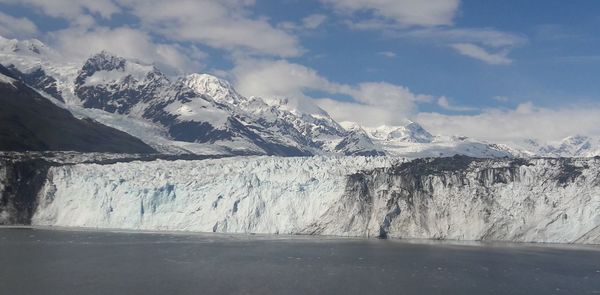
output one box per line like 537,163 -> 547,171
28,156 -> 600,244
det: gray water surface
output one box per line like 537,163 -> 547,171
1,228 -> 599,295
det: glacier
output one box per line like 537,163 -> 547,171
11,155 -> 597,244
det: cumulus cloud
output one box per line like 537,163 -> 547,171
118,0 -> 302,57
0,0 -> 120,23
315,82 -> 431,126
437,96 -> 477,112
1,0 -> 301,58
302,14 -> 327,29
232,58 -> 339,99
417,103 -> 600,143
232,58 -> 435,126
451,43 -> 512,65
325,0 -> 526,66
399,27 -> 526,65
49,26 -> 205,74
316,98 -> 407,127
321,0 -> 460,27
0,11 -> 37,38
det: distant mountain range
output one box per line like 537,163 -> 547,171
1,35 -> 597,157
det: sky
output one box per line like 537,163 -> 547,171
1,0 -> 600,143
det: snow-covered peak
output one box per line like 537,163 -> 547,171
335,126 -> 385,156
366,121 -> 433,143
339,121 -> 362,131
82,51 -> 127,72
561,135 -> 590,147
548,135 -> 599,157
0,36 -> 50,56
261,96 -> 329,118
76,51 -> 166,87
181,73 -> 243,105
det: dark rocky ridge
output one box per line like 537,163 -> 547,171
5,65 -> 63,102
0,64 -> 156,153
0,157 -> 52,224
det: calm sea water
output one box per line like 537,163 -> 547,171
1,227 -> 599,295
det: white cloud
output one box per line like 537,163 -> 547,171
336,5 -> 527,66
400,28 -> 526,65
315,82 -> 430,126
349,82 -> 431,109
49,26 -> 205,74
417,102 -> 600,142
118,0 -> 302,57
302,14 -> 327,29
0,0 -> 120,22
406,27 -> 527,48
492,96 -> 510,103
315,98 -> 406,127
321,0 -> 460,27
378,51 -> 396,58
1,0 -> 301,58
437,96 -> 477,112
451,43 -> 512,65
0,11 -> 37,38
232,58 -> 338,99
232,58 -> 435,126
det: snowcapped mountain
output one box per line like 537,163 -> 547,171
72,52 -> 317,156
0,64 -> 155,153
514,135 -> 600,157
339,121 -> 514,158
2,36 -> 596,158
0,36 -> 80,104
366,121 -> 434,144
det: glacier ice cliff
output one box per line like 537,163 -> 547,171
2,154 -> 599,244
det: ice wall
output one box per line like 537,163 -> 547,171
27,156 -> 600,243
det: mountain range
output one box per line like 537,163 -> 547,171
1,35 -> 597,158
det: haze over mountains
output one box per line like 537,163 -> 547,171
1,35 -> 598,158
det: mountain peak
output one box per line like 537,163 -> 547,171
181,73 -> 242,105
367,121 -> 433,143
561,135 -> 590,146
83,51 -> 127,72
0,36 -> 50,56
77,52 -> 166,87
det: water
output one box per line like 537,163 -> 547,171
1,228 -> 599,295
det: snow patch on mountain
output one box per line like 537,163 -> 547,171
0,36 -> 80,104
3,36 -> 597,158
164,98 -> 230,127
366,122 -> 434,143
84,62 -> 156,86
0,71 -> 16,86
182,73 -> 243,105
513,135 -> 600,157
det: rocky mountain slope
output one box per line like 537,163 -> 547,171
0,65 -> 155,153
0,36 -> 522,157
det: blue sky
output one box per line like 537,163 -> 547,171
1,0 -> 599,141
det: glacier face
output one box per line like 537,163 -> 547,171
32,156 -> 394,233
310,157 -> 600,244
29,156 -> 600,244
